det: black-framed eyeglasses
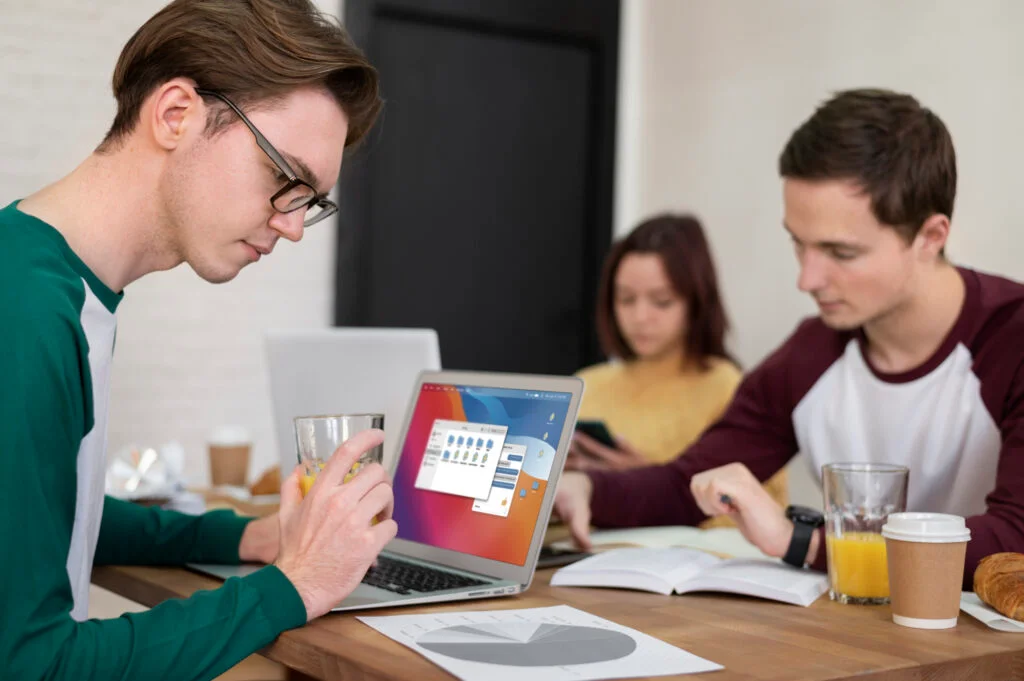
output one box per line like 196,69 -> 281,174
195,88 -> 337,227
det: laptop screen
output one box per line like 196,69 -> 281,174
392,382 -> 572,566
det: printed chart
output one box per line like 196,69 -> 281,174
358,605 -> 722,681
417,621 -> 636,665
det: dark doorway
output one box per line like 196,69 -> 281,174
336,0 -> 619,374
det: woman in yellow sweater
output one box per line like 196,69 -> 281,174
569,214 -> 786,526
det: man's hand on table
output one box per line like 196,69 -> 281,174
553,471 -> 594,551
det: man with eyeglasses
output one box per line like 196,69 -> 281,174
0,1 -> 395,679
195,89 -> 340,232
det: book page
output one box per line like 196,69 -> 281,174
676,559 -> 828,606
551,547 -> 721,594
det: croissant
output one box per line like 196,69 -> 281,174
974,552 -> 1024,621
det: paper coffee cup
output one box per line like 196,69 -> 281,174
208,425 -> 251,487
881,513 -> 970,629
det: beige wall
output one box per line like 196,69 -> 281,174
614,0 -> 1024,506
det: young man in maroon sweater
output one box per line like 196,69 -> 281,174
557,88 -> 1024,588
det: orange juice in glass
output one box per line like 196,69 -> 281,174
299,462 -> 367,496
294,414 -> 384,499
822,463 -> 908,604
826,532 -> 889,599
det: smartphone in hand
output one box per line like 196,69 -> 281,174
574,419 -> 617,448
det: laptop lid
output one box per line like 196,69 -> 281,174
265,328 -> 441,474
386,370 -> 584,588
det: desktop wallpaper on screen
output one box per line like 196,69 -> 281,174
392,383 -> 571,565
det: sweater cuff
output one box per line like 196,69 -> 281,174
243,565 -> 308,634
194,510 -> 254,564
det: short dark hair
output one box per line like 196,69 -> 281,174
778,88 -> 957,243
595,214 -> 735,370
99,0 -> 381,152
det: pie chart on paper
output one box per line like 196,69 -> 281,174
416,622 -> 637,666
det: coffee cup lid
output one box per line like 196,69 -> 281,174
881,512 -> 971,543
209,425 -> 250,447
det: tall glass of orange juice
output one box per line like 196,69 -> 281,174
822,463 -> 908,605
294,414 -> 385,499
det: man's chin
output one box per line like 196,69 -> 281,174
190,260 -> 243,284
818,310 -> 862,331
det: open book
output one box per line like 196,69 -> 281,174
550,547 -> 829,607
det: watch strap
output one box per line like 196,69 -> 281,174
783,519 -> 815,568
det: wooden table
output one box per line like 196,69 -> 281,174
92,562 -> 1024,681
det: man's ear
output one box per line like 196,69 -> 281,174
146,78 -> 203,151
914,213 -> 951,261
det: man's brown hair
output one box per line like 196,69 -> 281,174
99,0 -> 381,151
778,88 -> 957,243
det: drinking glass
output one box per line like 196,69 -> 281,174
822,462 -> 909,604
294,414 -> 384,497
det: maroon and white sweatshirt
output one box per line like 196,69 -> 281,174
588,267 -> 1024,588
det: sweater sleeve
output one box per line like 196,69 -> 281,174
10,564 -> 306,681
964,359 -> 1024,589
587,319 -> 840,529
0,278 -> 306,680
95,497 -> 253,566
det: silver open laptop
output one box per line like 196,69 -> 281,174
191,369 -> 583,612
264,327 -> 441,472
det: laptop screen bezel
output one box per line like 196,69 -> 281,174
384,369 -> 584,586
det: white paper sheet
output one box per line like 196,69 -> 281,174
358,604 -> 723,680
960,592 -> 1024,632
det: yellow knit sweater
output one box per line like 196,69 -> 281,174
576,354 -> 788,528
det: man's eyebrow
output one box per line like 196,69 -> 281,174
281,151 -> 325,195
782,222 -> 862,250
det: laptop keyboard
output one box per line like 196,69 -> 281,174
362,556 -> 489,596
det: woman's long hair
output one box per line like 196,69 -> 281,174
595,214 -> 736,370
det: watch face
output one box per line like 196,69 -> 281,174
786,505 -> 824,526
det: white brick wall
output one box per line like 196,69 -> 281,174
2,0 -> 344,486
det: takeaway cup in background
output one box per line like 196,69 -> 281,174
208,425 -> 251,487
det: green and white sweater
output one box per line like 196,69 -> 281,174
0,201 -> 306,680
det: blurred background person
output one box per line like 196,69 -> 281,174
569,214 -> 787,526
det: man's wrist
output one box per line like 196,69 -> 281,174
767,519 -> 796,559
238,515 -> 279,564
805,528 -> 822,566
238,518 -> 258,561
275,559 -> 316,622
573,471 -> 594,506
581,472 -> 594,500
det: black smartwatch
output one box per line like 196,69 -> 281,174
783,505 -> 825,568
